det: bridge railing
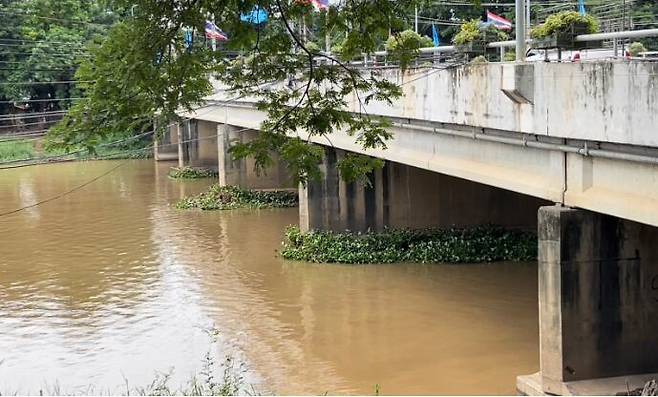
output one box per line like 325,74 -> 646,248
315,28 -> 658,68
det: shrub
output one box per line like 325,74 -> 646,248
304,41 -> 321,55
168,166 -> 218,179
385,29 -> 434,69
281,226 -> 538,264
453,19 -> 509,46
503,52 -> 516,61
629,41 -> 648,57
471,55 -> 488,64
530,11 -> 599,39
176,184 -> 298,210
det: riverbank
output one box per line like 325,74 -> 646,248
281,226 -> 537,264
0,137 -> 151,165
175,184 -> 298,210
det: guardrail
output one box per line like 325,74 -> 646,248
325,28 -> 658,66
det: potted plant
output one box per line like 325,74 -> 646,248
530,11 -> 600,50
454,19 -> 508,59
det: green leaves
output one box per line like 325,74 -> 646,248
42,0 -> 422,184
529,11 -> 600,39
385,29 -> 433,70
281,226 -> 538,264
175,184 -> 298,210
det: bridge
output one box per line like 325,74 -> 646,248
163,59 -> 658,395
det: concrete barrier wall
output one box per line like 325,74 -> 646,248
359,61 -> 658,148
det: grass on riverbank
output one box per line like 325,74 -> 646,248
169,166 -> 218,179
281,226 -> 537,264
0,140 -> 35,161
175,184 -> 298,210
0,138 -> 152,164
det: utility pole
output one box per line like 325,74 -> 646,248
415,6 -> 419,34
515,0 -> 526,61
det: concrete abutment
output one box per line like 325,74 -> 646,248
517,205 -> 658,395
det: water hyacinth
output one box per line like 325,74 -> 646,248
176,184 -> 298,210
281,226 -> 537,264
168,166 -> 219,179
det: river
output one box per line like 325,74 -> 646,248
0,159 -> 539,395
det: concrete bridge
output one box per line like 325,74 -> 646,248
165,60 -> 658,395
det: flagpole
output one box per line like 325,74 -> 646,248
515,0 -> 525,61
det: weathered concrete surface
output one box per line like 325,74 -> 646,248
217,124 -> 294,189
184,120 -> 219,169
300,147 -> 548,232
154,126 -> 179,161
523,206 -> 658,395
362,61 -> 658,148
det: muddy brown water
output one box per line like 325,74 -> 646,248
0,160 -> 539,395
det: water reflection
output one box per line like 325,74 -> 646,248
0,160 -> 538,395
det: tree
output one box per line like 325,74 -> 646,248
0,0 -> 119,127
49,0 -> 447,184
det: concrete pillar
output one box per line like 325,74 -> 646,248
176,123 -> 184,168
519,206 -> 658,395
217,124 -> 295,190
299,147 -> 547,233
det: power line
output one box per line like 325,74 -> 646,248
0,37 -> 87,45
0,10 -> 112,27
0,119 -> 61,129
0,80 -> 94,86
0,110 -> 68,121
0,161 -> 127,217
0,98 -> 84,104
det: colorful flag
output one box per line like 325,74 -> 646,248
432,24 -> 440,47
240,6 -> 269,25
578,0 -> 586,15
205,21 -> 228,41
311,0 -> 329,10
486,11 -> 512,31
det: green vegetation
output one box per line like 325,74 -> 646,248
0,140 -> 35,161
385,29 -> 434,70
629,41 -> 648,57
470,55 -> 488,64
530,11 -> 600,39
503,52 -> 516,62
176,185 -> 298,211
281,226 -> 537,264
453,19 -> 507,45
168,166 -> 218,179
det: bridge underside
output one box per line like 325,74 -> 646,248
169,103 -> 658,395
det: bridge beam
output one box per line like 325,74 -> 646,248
518,206 -> 658,395
300,147 -> 547,233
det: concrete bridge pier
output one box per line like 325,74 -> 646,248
216,124 -> 294,189
154,124 -> 180,162
299,147 -> 547,233
517,206 -> 658,395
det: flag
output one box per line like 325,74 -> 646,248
183,29 -> 194,50
205,21 -> 228,41
486,10 -> 512,31
240,6 -> 268,25
432,24 -> 440,47
578,0 -> 586,15
311,0 -> 329,11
